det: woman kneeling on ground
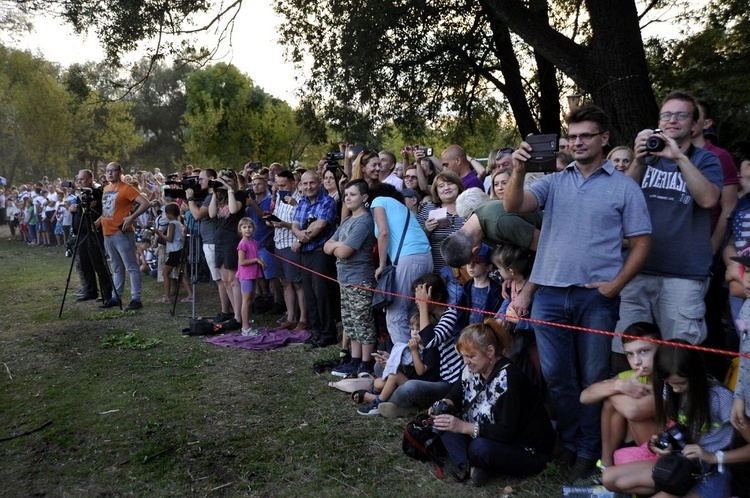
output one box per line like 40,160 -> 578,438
431,319 -> 554,486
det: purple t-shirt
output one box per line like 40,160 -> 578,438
461,170 -> 484,190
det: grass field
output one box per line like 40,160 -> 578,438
0,227 -> 566,497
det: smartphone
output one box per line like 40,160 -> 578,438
278,190 -> 291,203
524,134 -> 558,173
371,352 -> 386,360
420,147 -> 433,156
262,214 -> 282,223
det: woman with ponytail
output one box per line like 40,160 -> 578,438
430,319 -> 554,486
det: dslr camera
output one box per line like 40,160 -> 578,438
645,128 -> 666,153
654,424 -> 689,451
431,399 -> 459,416
430,400 -> 459,433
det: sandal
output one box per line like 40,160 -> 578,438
155,297 -> 170,304
181,296 -> 194,303
351,389 -> 369,404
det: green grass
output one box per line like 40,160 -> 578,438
0,228 -> 565,497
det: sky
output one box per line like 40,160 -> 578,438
2,1 -> 301,105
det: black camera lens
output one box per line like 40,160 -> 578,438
645,129 -> 665,153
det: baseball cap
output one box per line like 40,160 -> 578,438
402,188 -> 419,199
471,244 -> 492,264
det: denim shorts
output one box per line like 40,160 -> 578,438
692,469 -> 730,498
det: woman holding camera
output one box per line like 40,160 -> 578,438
431,320 -> 554,486
602,340 -> 734,497
208,170 -> 247,330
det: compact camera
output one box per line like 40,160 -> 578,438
645,129 -> 666,153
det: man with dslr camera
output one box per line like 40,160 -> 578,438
619,91 -> 723,348
70,169 -> 112,303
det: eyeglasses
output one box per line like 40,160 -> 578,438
568,132 -> 603,143
659,111 -> 692,122
404,174 -> 418,180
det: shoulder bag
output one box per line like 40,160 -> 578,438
371,211 -> 411,311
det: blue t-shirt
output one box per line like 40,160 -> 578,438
246,193 -> 273,247
528,160 -> 651,287
370,196 -> 430,262
639,147 -> 723,279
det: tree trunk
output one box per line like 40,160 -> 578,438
481,0 -> 658,144
530,0 -> 561,135
486,16 -> 539,137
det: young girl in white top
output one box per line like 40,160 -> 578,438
154,202 -> 193,304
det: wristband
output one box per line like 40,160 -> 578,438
471,422 -> 479,439
715,450 -> 724,473
187,198 -> 194,202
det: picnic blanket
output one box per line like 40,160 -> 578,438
205,327 -> 311,350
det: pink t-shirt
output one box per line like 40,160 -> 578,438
235,239 -> 263,280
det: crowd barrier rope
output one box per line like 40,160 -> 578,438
270,251 -> 750,360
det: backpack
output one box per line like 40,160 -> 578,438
402,413 -> 445,461
402,413 -> 450,478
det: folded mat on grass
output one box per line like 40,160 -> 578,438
205,328 -> 311,350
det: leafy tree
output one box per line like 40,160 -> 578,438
61,62 -> 143,175
647,0 -> 750,147
183,63 -> 327,169
0,46 -> 74,183
275,0 -> 697,144
128,59 -> 193,170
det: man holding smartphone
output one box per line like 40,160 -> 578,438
504,105 -> 652,483
268,170 -> 308,331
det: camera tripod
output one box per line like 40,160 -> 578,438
59,202 -> 120,318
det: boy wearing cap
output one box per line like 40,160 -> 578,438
455,244 -> 504,331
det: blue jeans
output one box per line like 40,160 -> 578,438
387,379 -> 450,410
104,231 -> 141,302
441,432 -> 549,476
386,252 -> 433,344
531,285 -> 618,460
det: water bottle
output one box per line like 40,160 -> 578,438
560,485 -> 631,498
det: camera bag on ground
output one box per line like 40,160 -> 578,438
651,452 -> 698,496
402,413 -> 453,479
182,317 -> 217,336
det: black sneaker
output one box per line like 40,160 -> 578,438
567,456 -> 597,484
125,299 -> 143,311
76,294 -> 98,302
99,298 -> 121,309
470,467 -> 490,487
310,335 -> 336,348
214,312 -> 233,325
222,318 -> 241,331
331,362 -> 359,378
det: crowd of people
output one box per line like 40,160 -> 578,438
4,88 -> 750,495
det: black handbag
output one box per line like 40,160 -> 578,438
652,452 -> 699,496
371,211 -> 411,311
